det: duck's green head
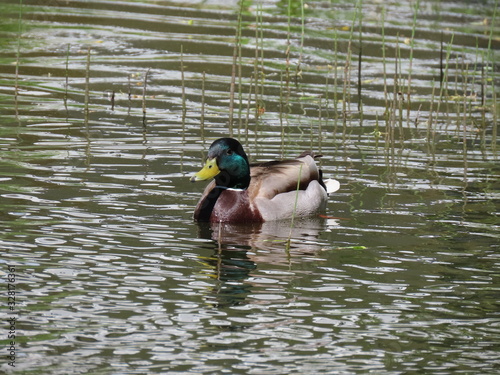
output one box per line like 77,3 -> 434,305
190,138 -> 251,189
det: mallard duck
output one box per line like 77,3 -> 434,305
190,138 -> 339,223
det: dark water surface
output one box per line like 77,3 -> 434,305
1,0 -> 499,373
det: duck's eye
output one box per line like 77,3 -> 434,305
226,149 -> 233,155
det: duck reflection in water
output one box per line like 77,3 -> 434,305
195,218 -> 339,308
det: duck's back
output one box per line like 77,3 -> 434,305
248,154 -> 322,200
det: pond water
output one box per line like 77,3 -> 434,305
1,0 -> 499,373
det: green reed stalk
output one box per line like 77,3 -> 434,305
428,79 -> 435,137
279,71 -> 285,157
357,0 -> 363,113
454,55 -> 459,99
310,111 -> 314,150
127,74 -> 132,115
462,72 -> 468,175
384,104 -> 391,161
462,55 -> 469,146
386,35 -> 401,163
230,0 -> 244,136
324,71 -> 330,137
439,32 -> 445,85
492,88 -> 497,153
258,3 -> 265,118
471,37 -> 480,92
479,40 -> 486,109
487,0 -> 497,60
201,71 -> 206,139
428,80 -> 437,163
318,96 -> 323,152
384,105 -> 393,168
285,0 -> 291,92
83,47 -> 91,168
236,0 -> 244,131
229,42 -> 237,136
253,8 -> 260,120
381,7 -> 388,113
347,0 -> 359,44
394,35 -> 403,139
345,0 -> 359,121
142,68 -> 150,117
84,47 -> 91,166
444,35 -> 454,128
374,112 -> 380,149
462,58 -> 477,146
64,43 -> 70,110
358,43 -> 362,114
346,42 -> 353,142
406,0 -> 420,124
245,75 -> 254,141
480,62 -> 486,136
487,0 -> 497,152
413,103 -> 422,128
471,38 -> 486,135
180,46 -> 186,122
333,29 -> 339,139
295,0 -> 305,85
436,34 -> 455,132
14,0 -> 23,117
84,47 -> 91,125
455,54 -> 463,139
380,37 -> 390,161
343,40 -> 352,134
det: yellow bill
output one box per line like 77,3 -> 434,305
190,158 -> 220,182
